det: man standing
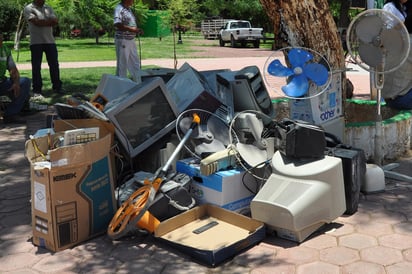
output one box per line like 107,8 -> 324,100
0,33 -> 31,124
24,0 -> 64,95
114,0 -> 142,82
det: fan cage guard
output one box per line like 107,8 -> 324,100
346,9 -> 410,74
263,46 -> 333,100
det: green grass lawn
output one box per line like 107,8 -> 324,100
9,33 -> 273,105
10,34 -> 214,63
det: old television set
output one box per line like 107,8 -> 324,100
104,77 -> 179,158
95,73 -> 139,102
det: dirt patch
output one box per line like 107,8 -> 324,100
344,101 -> 399,122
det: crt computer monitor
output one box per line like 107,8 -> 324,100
104,77 -> 179,158
95,73 -> 139,102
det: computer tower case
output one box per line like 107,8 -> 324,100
325,146 -> 366,215
216,66 -> 275,118
234,66 -> 275,118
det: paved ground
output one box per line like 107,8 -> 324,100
1,53 -> 412,273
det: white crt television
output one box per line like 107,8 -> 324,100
104,77 -> 179,158
251,151 -> 346,242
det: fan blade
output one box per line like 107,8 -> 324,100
267,59 -> 294,77
381,29 -> 403,52
206,116 -> 230,145
303,63 -> 329,86
236,143 -> 268,167
178,116 -> 193,134
281,74 -> 309,97
195,140 -> 226,156
381,28 -> 407,70
358,42 -> 383,68
289,48 -> 313,67
355,14 -> 383,43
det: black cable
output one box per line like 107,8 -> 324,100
137,34 -> 142,68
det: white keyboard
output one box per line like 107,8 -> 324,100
63,127 -> 100,146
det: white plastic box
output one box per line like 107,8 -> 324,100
176,158 -> 255,215
289,73 -> 343,125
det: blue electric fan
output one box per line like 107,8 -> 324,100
263,47 -> 332,99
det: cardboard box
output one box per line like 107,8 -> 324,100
25,119 -> 117,252
289,73 -> 343,125
176,158 -> 255,214
154,204 -> 265,266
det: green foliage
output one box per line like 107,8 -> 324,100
0,0 -> 21,40
3,0 -> 358,42
157,0 -> 198,28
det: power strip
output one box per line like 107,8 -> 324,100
200,148 -> 237,176
63,127 -> 100,146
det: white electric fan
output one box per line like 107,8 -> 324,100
346,9 -> 410,164
176,109 -> 232,160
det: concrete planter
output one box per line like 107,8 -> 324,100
344,99 -> 412,161
272,99 -> 412,161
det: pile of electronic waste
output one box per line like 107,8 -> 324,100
27,49 -> 367,265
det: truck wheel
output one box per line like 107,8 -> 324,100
219,37 -> 225,47
231,35 -> 236,48
253,40 -> 260,48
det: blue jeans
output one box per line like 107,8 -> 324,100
0,77 -> 31,116
385,87 -> 412,110
30,43 -> 62,92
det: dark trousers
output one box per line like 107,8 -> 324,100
30,43 -> 62,93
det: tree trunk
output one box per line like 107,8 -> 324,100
259,0 -> 349,99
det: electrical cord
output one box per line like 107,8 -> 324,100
137,33 -> 142,68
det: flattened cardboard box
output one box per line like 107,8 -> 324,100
154,204 -> 265,266
25,119 -> 116,252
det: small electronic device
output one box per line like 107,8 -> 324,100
63,127 -> 100,146
90,93 -> 109,111
104,77 -> 179,158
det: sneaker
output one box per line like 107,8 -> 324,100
3,115 -> 26,124
32,93 -> 45,100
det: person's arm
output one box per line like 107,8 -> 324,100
7,56 -> 20,98
26,6 -> 58,27
29,16 -> 58,27
114,22 -> 140,34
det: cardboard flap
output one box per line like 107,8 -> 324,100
48,134 -> 111,167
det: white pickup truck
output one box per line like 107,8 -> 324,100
218,20 -> 263,48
